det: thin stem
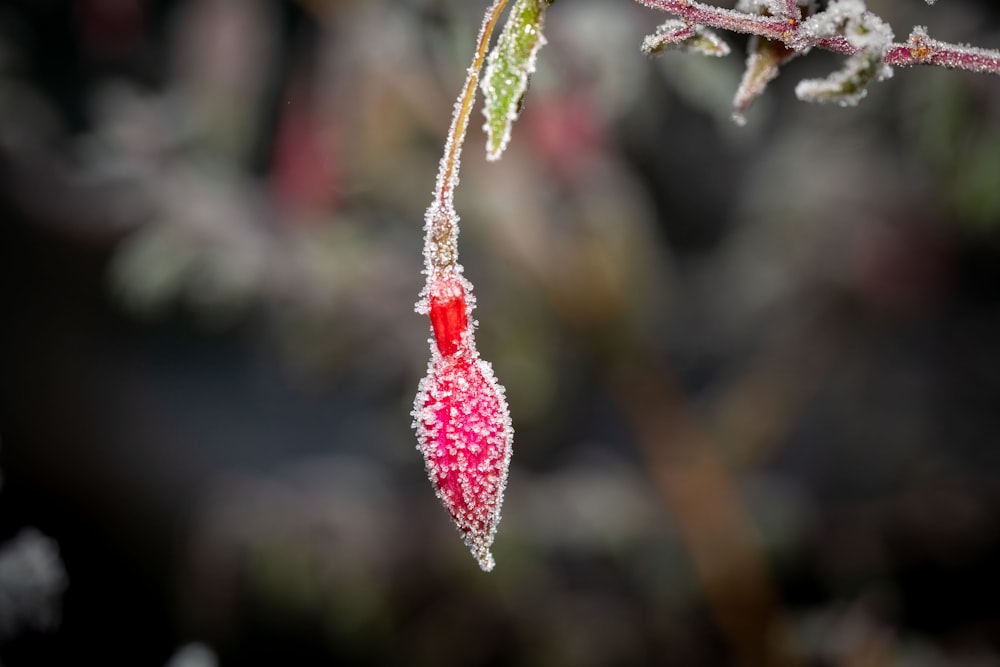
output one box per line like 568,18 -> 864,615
435,0 -> 511,209
634,0 -> 792,41
885,28 -> 1000,73
425,0 -> 511,277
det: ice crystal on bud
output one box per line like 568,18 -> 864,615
795,48 -> 891,105
412,273 -> 513,571
482,0 -> 549,161
642,21 -> 730,57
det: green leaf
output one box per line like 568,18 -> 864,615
481,0 -> 549,161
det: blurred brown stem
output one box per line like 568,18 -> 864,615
613,360 -> 798,667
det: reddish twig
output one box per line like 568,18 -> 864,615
886,26 -> 1000,73
635,0 -> 1000,76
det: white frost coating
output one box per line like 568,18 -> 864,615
411,350 -> 513,571
735,0 -> 785,16
423,202 -> 461,278
414,262 -> 477,318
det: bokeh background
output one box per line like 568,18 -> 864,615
2,0 -> 1000,665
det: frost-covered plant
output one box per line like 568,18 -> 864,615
414,0 -> 999,570
638,0 -> 1000,123
411,1 -> 516,572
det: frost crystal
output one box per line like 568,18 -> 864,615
482,0 -> 549,161
412,273 -> 513,571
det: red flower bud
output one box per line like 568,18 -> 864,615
413,274 -> 513,571
428,278 -> 470,357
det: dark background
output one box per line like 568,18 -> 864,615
2,0 -> 1000,665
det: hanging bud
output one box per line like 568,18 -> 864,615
412,273 -> 513,571
417,0 -> 514,572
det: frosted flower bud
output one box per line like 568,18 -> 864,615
412,273 -> 513,571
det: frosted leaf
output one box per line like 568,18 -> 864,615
412,274 -> 513,571
642,21 -> 731,58
737,0 -> 818,16
795,50 -> 892,105
732,36 -> 799,125
481,0 -> 549,161
796,1 -> 893,106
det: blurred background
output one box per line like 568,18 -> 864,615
1,0 -> 1000,665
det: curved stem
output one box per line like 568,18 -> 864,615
424,0 -> 510,277
435,0 -> 511,209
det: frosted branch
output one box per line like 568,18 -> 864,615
886,26 -> 1000,74
636,0 -> 1000,121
